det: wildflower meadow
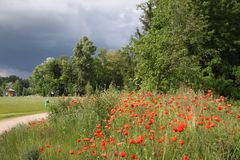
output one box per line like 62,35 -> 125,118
0,89 -> 239,159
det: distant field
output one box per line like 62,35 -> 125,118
0,96 -> 59,120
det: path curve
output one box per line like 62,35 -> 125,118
0,113 -> 47,135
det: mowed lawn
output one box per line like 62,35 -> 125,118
0,96 -> 59,120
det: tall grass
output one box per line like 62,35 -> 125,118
0,90 -> 119,160
0,89 -> 239,159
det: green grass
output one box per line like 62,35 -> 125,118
0,96 -> 59,119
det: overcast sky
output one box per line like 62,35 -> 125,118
0,0 -> 145,78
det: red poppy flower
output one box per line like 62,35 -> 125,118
124,124 -> 130,129
69,150 -> 74,155
46,144 -> 51,148
95,129 -> 101,133
164,110 -> 169,115
123,130 -> 129,136
217,106 -> 223,110
131,153 -> 137,159
119,152 -> 127,157
183,154 -> 188,160
150,130 -> 155,134
148,135 -> 154,140
128,139 -> 136,144
171,136 -> 177,142
39,146 -> 44,153
102,145 -> 106,151
144,125 -> 150,129
92,151 -> 97,156
213,116 -> 220,122
82,145 -> 88,151
136,136 -> 144,144
109,137 -> 115,144
96,124 -> 101,128
90,143 -> 96,148
206,116 -> 211,121
157,136 -> 166,143
148,119 -> 154,125
179,139 -> 185,145
102,153 -> 107,157
159,125 -> 165,130
77,150 -> 82,155
177,127 -> 184,132
237,115 -> 240,120
84,138 -> 90,141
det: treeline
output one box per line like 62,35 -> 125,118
0,75 -> 31,96
30,37 -> 134,96
31,0 -> 240,98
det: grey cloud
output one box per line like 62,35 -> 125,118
0,0 -> 145,78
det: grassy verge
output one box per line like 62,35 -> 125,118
0,96 -> 59,119
0,89 -> 239,159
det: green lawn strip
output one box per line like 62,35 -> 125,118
0,97 -> 59,120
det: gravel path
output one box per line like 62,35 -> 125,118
0,113 -> 47,135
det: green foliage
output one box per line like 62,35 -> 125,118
48,90 -> 119,128
30,57 -> 62,96
192,0 -> 240,98
132,0 -> 204,92
93,48 -> 135,90
0,75 -> 29,96
13,80 -> 23,96
131,0 -> 240,98
72,36 -> 96,95
84,81 -> 93,96
20,147 -> 40,160
30,37 -> 135,96
30,57 -> 73,96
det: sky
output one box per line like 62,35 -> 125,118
0,0 -> 145,78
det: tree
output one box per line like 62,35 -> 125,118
13,80 -> 23,96
72,36 -> 97,95
132,0 -> 204,91
190,0 -> 240,97
131,0 -> 240,98
59,56 -> 74,96
93,48 -> 135,90
91,48 -> 108,90
30,57 -> 65,96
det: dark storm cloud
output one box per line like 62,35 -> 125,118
0,0 -> 145,78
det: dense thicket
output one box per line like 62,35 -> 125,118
131,0 -> 240,98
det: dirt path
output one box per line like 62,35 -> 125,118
0,113 -> 47,135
